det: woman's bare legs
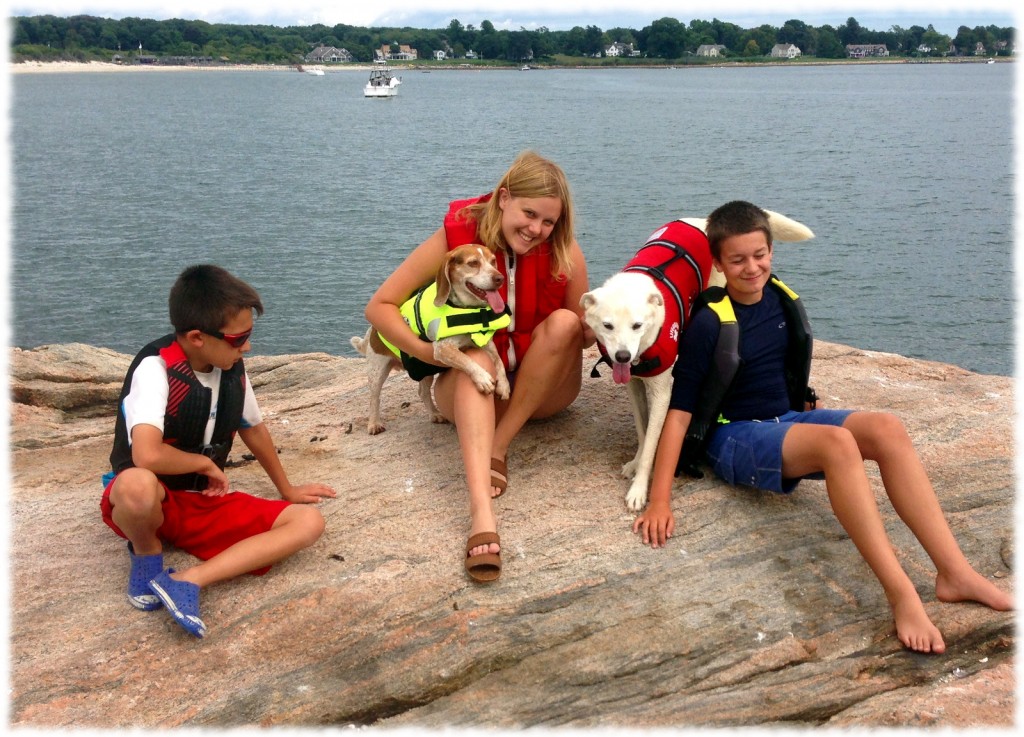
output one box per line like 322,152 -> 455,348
434,309 -> 585,559
492,309 -> 584,490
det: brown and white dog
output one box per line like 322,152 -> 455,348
582,212 -> 814,511
350,243 -> 510,435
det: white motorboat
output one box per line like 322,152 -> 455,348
364,63 -> 401,97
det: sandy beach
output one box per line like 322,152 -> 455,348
10,60 -> 379,74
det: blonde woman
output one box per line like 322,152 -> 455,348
366,151 -> 592,581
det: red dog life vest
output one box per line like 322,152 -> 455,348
604,220 -> 714,378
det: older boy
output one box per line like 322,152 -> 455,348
101,264 -> 335,638
634,200 -> 1011,653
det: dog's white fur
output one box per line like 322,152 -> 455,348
350,243 -> 510,435
581,212 -> 814,511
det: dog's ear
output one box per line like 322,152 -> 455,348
580,291 -> 596,309
648,291 -> 663,307
434,255 -> 453,306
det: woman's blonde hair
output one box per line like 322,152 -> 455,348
459,151 -> 576,278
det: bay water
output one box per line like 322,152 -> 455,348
11,63 -> 1014,376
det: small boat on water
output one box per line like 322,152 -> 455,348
364,63 -> 401,97
295,63 -> 325,76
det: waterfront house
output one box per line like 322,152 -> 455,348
846,44 -> 889,58
696,44 -> 727,57
305,45 -> 353,63
770,43 -> 801,58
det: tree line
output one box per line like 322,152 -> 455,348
10,13 -> 1016,64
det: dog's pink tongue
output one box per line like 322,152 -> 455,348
613,362 -> 631,384
486,290 -> 506,313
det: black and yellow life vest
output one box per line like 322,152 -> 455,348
676,275 -> 813,478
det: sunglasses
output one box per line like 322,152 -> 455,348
203,327 -> 253,348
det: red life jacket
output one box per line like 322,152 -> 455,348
602,220 -> 714,378
109,334 -> 247,491
444,194 -> 568,371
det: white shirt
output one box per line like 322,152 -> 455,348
122,355 -> 262,446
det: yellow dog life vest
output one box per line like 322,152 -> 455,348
379,282 -> 512,359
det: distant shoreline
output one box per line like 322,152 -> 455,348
9,56 -> 1009,75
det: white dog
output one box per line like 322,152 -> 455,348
581,212 -> 814,511
350,243 -> 511,435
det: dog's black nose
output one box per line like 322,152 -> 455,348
614,350 -> 632,364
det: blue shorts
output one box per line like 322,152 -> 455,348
705,409 -> 854,494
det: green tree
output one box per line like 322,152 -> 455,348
645,17 -> 686,59
838,17 -> 863,45
814,25 -> 845,58
477,20 -> 504,59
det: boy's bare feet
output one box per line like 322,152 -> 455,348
936,568 -> 1014,611
891,594 -> 946,654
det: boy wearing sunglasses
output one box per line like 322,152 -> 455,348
100,264 -> 336,638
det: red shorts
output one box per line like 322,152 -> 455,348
101,474 -> 291,576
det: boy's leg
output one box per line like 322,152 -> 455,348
107,467 -> 166,555
105,468 -> 167,610
781,422 -> 946,653
170,504 -> 325,588
842,411 -> 1012,611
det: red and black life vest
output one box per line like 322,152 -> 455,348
109,334 -> 246,491
444,194 -> 568,372
596,220 -> 714,378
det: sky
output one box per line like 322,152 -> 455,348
6,0 -> 1021,36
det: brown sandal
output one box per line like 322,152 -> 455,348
465,532 -> 501,582
490,457 -> 508,497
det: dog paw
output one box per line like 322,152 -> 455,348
471,373 -> 496,395
368,423 -> 386,435
621,459 -> 638,479
625,484 -> 648,512
495,376 -> 511,400
430,413 -> 448,424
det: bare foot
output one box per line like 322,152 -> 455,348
468,539 -> 500,557
469,510 -> 500,559
936,568 -> 1013,611
891,594 -> 946,654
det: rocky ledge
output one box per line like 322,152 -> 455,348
7,341 -> 1015,728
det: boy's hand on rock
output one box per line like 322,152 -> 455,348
633,501 -> 675,548
283,483 -> 337,504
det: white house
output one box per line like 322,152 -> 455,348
605,42 -> 637,57
696,44 -> 726,57
770,43 -> 801,59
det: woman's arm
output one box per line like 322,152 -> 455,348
364,227 -> 448,366
561,239 -> 596,347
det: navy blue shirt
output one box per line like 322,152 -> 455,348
669,286 -> 792,421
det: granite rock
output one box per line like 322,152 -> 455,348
6,341 -> 1015,728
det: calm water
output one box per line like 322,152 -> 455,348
11,63 -> 1014,375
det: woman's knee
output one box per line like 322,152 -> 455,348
534,309 -> 583,347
